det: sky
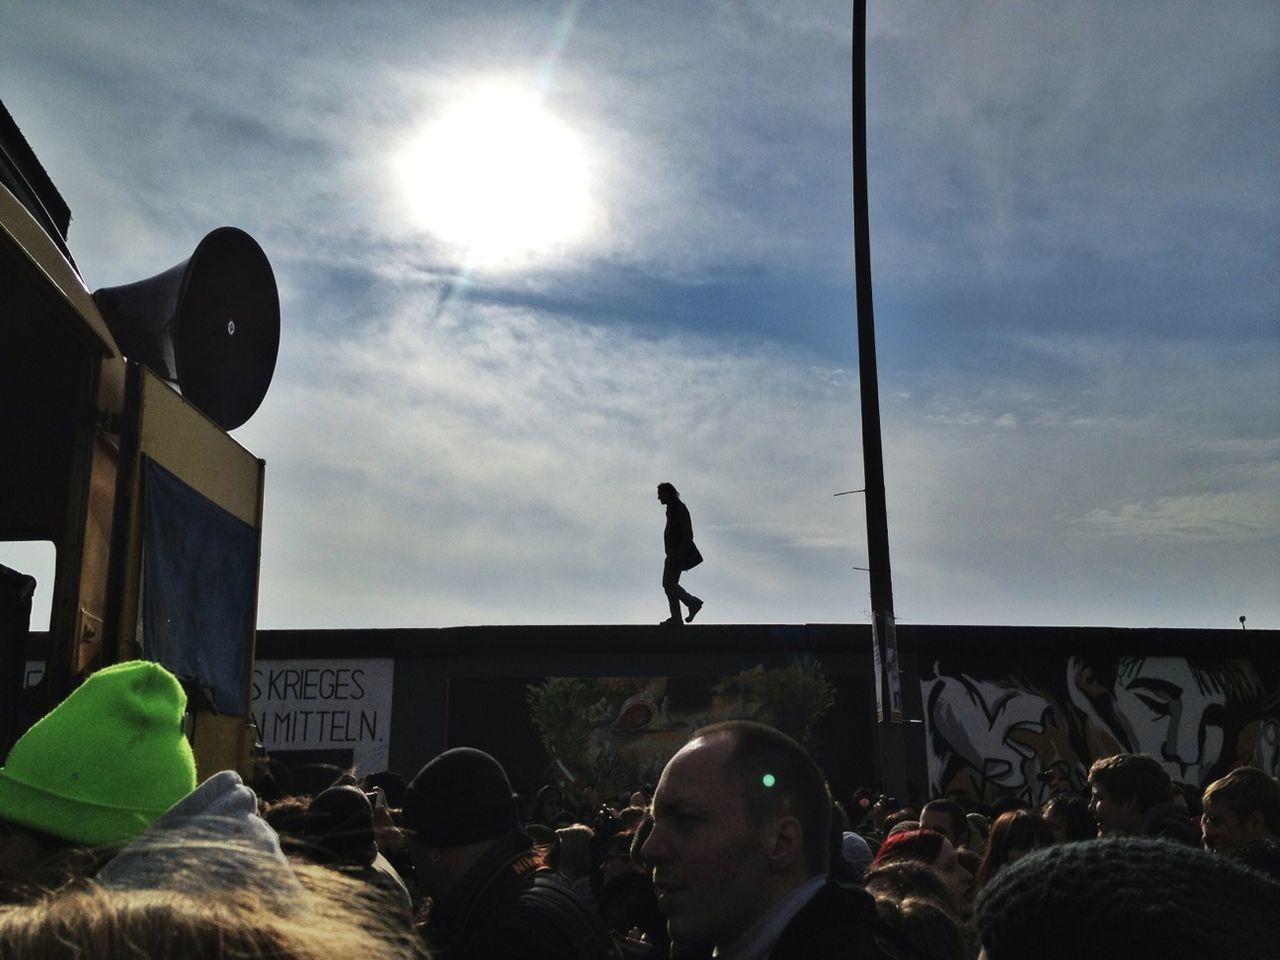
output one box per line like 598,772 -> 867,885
2,0 -> 1277,631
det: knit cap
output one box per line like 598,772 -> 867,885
403,747 -> 521,847
841,830 -> 874,872
0,660 -> 197,846
976,837 -> 1280,960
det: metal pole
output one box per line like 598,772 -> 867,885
852,0 -> 914,798
851,0 -> 894,628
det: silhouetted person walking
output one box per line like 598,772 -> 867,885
657,482 -> 703,626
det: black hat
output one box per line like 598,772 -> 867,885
403,748 -> 521,847
976,837 -> 1280,960
299,784 -> 377,867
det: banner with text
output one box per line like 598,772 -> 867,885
251,658 -> 393,774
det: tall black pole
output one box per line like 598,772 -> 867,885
851,0 -> 894,626
852,0 -> 913,797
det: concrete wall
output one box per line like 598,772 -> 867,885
255,624 -> 878,802
28,622 -> 1276,807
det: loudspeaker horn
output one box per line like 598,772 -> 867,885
92,226 -> 280,431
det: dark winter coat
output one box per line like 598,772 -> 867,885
769,880 -> 918,960
673,880 -> 918,960
664,499 -> 702,570
427,830 -> 621,960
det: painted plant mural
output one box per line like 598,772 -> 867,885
527,661 -> 834,798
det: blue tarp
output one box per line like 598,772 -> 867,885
142,457 -> 256,714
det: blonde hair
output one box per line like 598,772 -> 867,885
0,852 -> 426,959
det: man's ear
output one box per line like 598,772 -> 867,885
1072,660 -> 1108,699
1119,794 -> 1143,824
1243,809 -> 1268,838
761,816 -> 804,870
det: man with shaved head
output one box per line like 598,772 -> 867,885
920,798 -> 968,848
641,720 -> 907,959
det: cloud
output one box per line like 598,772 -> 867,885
2,0 -> 865,302
879,348 -> 1280,627
1075,489 -> 1280,544
3,1 -> 1275,633
232,260 -> 1279,633
865,2 -> 1280,332
236,285 -> 867,627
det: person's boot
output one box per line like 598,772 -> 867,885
663,594 -> 683,626
685,598 -> 703,623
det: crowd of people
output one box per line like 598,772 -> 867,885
2,659 -> 1280,958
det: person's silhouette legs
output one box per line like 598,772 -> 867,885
662,566 -> 701,626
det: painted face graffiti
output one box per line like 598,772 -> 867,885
1109,658 -> 1225,785
924,649 -> 1270,806
925,669 -> 1057,801
1068,656 -> 1258,787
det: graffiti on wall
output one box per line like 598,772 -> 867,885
527,661 -> 834,799
922,652 -> 1279,805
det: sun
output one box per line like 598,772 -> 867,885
399,85 -> 592,267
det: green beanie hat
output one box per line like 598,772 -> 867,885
0,660 -> 197,846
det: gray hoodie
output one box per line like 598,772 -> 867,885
97,769 -> 304,905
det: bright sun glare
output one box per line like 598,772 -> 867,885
400,86 -> 592,267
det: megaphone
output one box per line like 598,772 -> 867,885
92,226 -> 280,431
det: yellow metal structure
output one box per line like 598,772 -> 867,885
1,179 -> 264,780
